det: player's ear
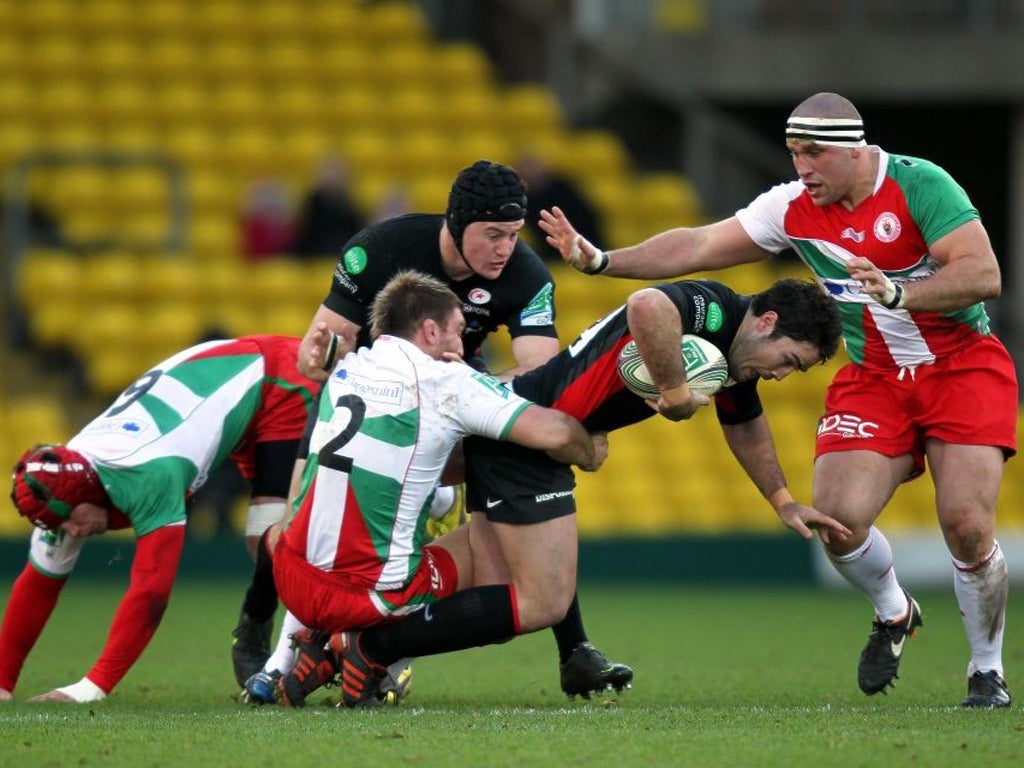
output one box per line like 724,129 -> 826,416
756,310 -> 778,336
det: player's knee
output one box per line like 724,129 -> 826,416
512,582 -> 574,632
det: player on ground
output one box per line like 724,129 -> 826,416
541,92 -> 1016,708
284,277 -> 851,707
0,335 -> 318,702
249,271 -> 601,707
233,160 -> 630,699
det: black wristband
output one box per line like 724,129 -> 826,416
321,333 -> 339,372
586,251 -> 610,275
882,282 -> 903,310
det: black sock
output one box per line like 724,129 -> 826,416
360,585 -> 517,666
551,592 -> 588,663
240,529 -> 278,622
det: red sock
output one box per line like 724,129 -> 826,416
0,564 -> 67,692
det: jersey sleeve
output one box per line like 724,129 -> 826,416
503,247 -> 558,340
320,225 -> 382,327
443,368 -> 533,440
734,181 -> 804,254
895,157 -> 979,245
713,379 -> 763,425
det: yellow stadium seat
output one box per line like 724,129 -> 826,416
137,302 -> 205,361
164,126 -> 220,169
3,395 -> 71,446
31,82 -> 91,126
407,175 -> 451,213
151,82 -> 208,124
373,44 -> 434,90
278,128 -> 334,173
87,350 -> 147,397
437,88 -> 499,135
201,41 -> 257,84
322,85 -> 382,135
135,0 -> 193,36
22,34 -> 81,79
142,37 -> 201,83
105,124 -> 161,154
397,130 -> 457,178
206,84 -> 266,129
430,43 -> 494,91
0,124 -> 40,166
20,0 -> 78,35
137,256 -> 200,305
269,88 -> 329,129
257,41 -> 316,85
500,84 -> 565,138
563,130 -> 631,181
79,253 -> 146,305
189,216 -> 240,261
95,80 -> 153,123
189,170 -> 237,217
18,249 -> 85,312
636,173 -> 703,225
361,2 -> 429,47
85,36 -> 143,81
241,261 -> 310,306
73,302 -> 144,362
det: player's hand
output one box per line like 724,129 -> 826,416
441,351 -> 467,365
775,501 -> 852,545
846,257 -> 902,308
650,383 -> 708,421
578,431 -> 609,472
28,688 -> 77,703
0,687 -> 12,701
300,322 -> 335,382
538,207 -> 606,274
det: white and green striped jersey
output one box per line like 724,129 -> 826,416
68,338 -> 269,535
284,335 -> 532,592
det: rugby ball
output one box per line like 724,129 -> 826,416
617,334 -> 728,400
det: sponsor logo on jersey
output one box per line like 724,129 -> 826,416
519,283 -> 554,327
692,294 -> 707,330
332,263 -> 358,292
89,418 -> 149,436
462,303 -> 491,316
468,288 -> 491,304
817,413 -> 879,439
470,372 -> 510,398
706,302 -> 723,332
873,212 -> 901,243
535,489 -> 574,503
822,280 -> 846,296
841,227 -> 866,243
341,371 -> 404,404
342,246 -> 368,275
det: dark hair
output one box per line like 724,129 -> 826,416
445,160 -> 527,251
369,270 -> 462,341
750,279 -> 841,361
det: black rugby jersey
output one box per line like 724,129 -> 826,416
321,213 -> 558,357
511,279 -> 763,433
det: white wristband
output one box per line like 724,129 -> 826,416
57,677 -> 107,703
878,275 -> 906,309
568,235 -> 609,274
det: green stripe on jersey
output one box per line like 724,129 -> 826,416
349,464 -> 405,563
168,353 -> 262,398
361,408 -> 418,447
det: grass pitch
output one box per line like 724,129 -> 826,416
0,579 -> 1021,767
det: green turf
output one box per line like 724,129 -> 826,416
0,580 -> 1021,767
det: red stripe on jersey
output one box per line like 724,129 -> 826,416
550,336 -> 632,420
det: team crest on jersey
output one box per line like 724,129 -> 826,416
519,283 -> 554,327
468,288 -> 491,304
873,212 -> 901,243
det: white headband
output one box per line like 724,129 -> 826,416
786,115 -> 866,147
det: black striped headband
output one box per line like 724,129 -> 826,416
785,116 -> 866,147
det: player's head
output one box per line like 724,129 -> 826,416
786,92 -> 865,148
751,278 -> 841,362
369,270 -> 465,356
445,160 -> 527,277
785,93 -> 867,206
11,444 -> 109,530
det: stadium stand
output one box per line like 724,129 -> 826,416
2,0 -> 1023,539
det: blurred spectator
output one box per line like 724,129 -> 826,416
370,183 -> 412,224
516,150 -> 604,262
293,157 -> 364,258
240,177 -> 295,260
0,196 -> 66,249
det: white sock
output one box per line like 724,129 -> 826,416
264,610 -> 305,676
828,526 -> 908,621
953,542 -> 1007,678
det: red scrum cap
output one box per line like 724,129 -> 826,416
10,445 -> 109,530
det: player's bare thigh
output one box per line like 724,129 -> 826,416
468,513 -> 512,585
812,450 -> 914,555
475,513 -> 578,632
926,440 -> 1004,562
